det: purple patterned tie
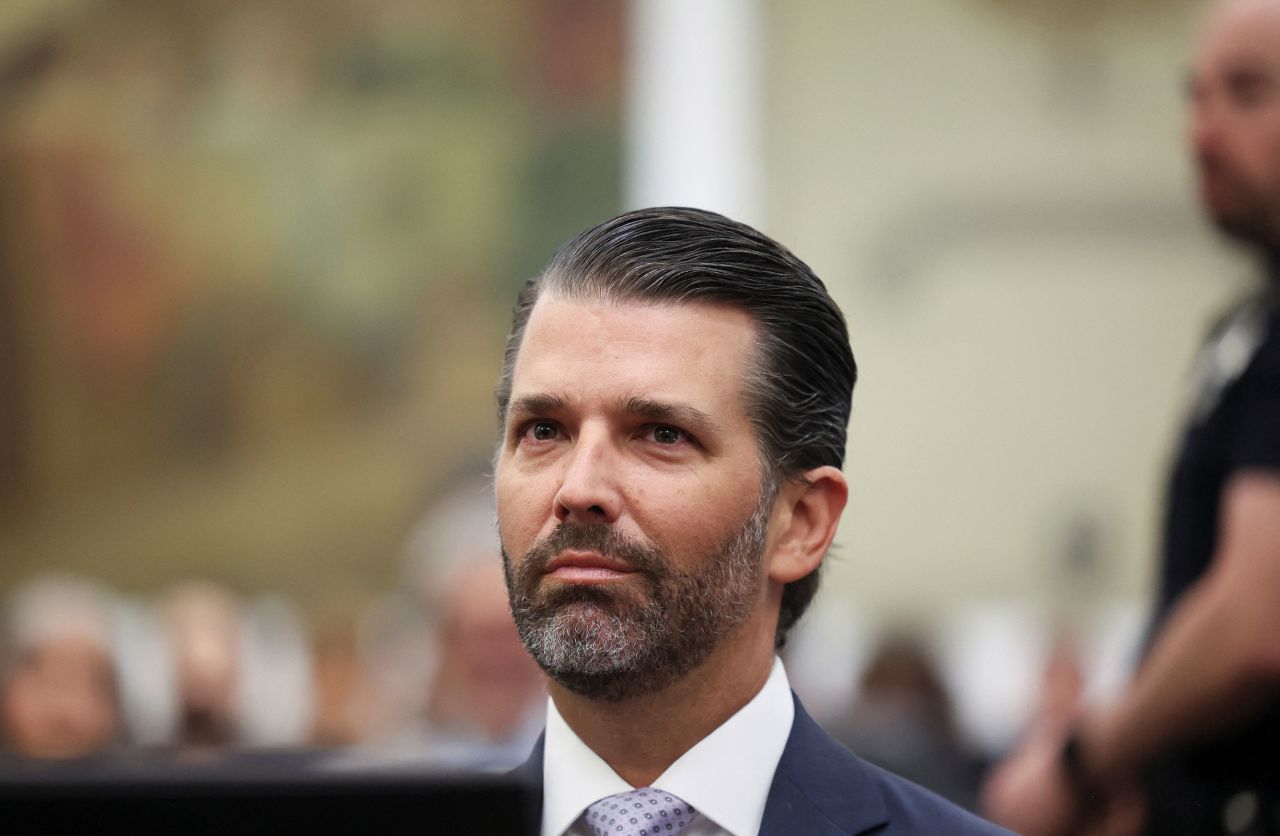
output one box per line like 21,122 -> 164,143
584,787 -> 700,836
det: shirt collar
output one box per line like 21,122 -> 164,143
541,657 -> 794,836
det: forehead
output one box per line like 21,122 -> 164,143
1197,1 -> 1280,72
510,294 -> 757,414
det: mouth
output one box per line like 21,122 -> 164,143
1195,157 -> 1244,210
543,550 -> 638,584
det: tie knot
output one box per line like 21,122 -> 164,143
584,787 -> 699,836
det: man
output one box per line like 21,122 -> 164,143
161,581 -> 243,749
363,474 -> 544,766
1,575 -> 122,760
984,2 -> 1280,834
494,207 -> 1008,835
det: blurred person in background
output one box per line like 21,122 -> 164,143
358,472 -> 543,769
984,1 -> 1280,833
415,560 -> 544,765
309,609 -> 376,748
161,581 -> 243,751
0,575 -> 122,760
827,634 -> 984,811
161,581 -> 312,754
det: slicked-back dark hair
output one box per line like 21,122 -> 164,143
496,207 -> 857,647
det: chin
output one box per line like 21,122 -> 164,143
1212,215 -> 1272,247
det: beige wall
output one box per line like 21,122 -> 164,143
765,0 -> 1254,619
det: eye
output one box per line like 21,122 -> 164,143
1226,70 -> 1274,108
529,421 -> 559,441
646,424 -> 689,446
512,419 -> 562,448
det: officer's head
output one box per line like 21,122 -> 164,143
1190,0 -> 1280,247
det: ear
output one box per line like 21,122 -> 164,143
766,465 -> 848,585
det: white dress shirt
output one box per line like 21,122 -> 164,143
541,657 -> 795,836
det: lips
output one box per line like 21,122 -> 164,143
543,550 -> 637,584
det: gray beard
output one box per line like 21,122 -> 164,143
1200,161 -> 1280,251
1213,211 -> 1280,250
502,494 -> 770,702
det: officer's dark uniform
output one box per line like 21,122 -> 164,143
1144,265 -> 1280,836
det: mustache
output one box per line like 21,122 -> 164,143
519,522 -> 666,579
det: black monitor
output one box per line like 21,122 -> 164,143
0,751 -> 536,835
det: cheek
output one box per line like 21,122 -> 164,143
1267,134 -> 1280,188
1,682 -> 27,728
5,679 -> 54,739
639,471 -> 762,559
1242,121 -> 1280,179
495,468 -> 547,549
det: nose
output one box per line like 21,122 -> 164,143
553,427 -> 622,524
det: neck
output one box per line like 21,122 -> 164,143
550,622 -> 776,787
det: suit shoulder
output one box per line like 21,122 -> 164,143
775,698 -> 1011,835
861,758 -> 1013,836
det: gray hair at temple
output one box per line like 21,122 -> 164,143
494,207 -> 857,647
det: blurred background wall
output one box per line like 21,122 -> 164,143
763,0 -> 1245,616
0,0 -> 621,603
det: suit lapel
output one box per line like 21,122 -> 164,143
758,695 -> 889,836
512,733 -> 544,785
511,733 -> 545,835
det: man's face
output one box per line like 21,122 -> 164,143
1,637 -> 119,759
1190,0 -> 1280,246
495,295 -> 774,701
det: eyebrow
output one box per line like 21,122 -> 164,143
505,392 -> 723,436
506,393 -> 568,423
619,395 -> 722,437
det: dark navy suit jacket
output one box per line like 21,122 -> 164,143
514,693 -> 1011,835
